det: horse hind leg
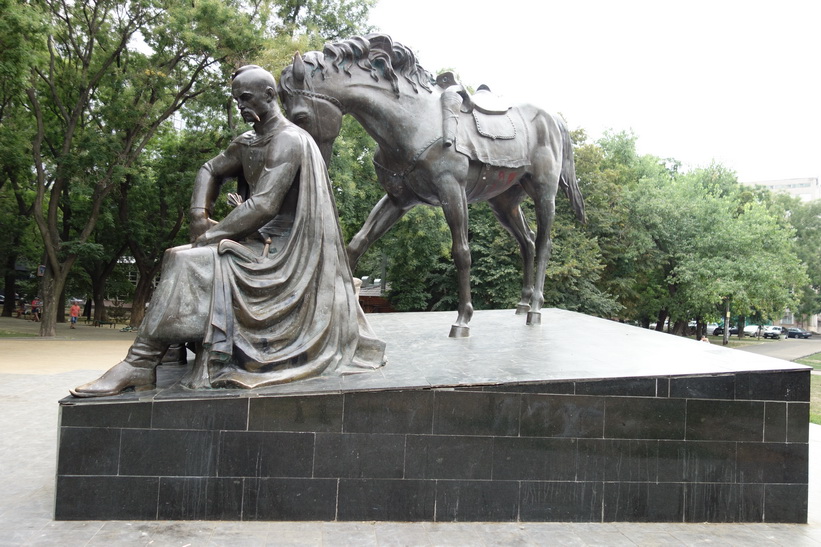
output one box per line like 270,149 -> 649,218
488,189 -> 535,315
520,166 -> 560,326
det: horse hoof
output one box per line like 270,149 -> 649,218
449,325 -> 470,338
515,304 -> 530,315
526,311 -> 541,325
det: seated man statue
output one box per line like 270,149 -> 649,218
72,65 -> 385,397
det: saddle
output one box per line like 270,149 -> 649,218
436,72 -> 511,114
436,72 -> 515,142
436,72 -> 527,167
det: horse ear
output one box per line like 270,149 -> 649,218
293,52 -> 305,85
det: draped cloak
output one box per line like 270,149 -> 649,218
140,124 -> 386,389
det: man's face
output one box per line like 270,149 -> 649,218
231,73 -> 275,124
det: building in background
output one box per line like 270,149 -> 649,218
740,177 -> 820,202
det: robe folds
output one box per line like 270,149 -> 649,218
141,129 -> 386,388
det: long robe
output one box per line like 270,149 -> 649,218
141,125 -> 385,388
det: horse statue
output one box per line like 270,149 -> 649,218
279,34 -> 585,337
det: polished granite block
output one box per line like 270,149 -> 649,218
519,481 -> 603,522
151,398 -> 248,430
337,479 -> 435,521
436,480 -> 520,521
249,394 -> 343,432
343,390 -> 434,434
577,439 -> 658,482
55,309 -> 811,522
603,397 -> 687,440
158,477 -> 244,520
314,432 -> 406,479
120,429 -> 219,477
55,476 -> 159,520
432,391 -> 520,436
520,394 -> 605,438
57,427 -> 121,476
684,483 -> 765,522
656,440 -> 737,483
243,478 -> 338,521
685,400 -> 765,441
493,437 -> 578,481
603,482 -> 686,522
405,435 -> 494,480
217,431 -> 314,478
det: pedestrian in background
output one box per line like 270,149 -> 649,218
69,301 -> 81,329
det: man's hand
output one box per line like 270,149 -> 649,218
189,210 -> 217,243
227,193 -> 244,207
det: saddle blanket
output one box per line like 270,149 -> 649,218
454,107 -> 530,168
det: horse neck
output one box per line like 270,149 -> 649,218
320,77 -> 440,159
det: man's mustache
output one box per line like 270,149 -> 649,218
241,109 -> 261,122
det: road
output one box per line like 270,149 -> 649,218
737,335 -> 821,362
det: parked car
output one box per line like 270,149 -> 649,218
762,326 -> 784,339
786,328 -> 812,339
714,325 -> 738,336
743,325 -> 761,336
705,323 -> 720,335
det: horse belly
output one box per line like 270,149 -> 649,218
466,165 -> 527,203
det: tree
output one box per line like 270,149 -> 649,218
0,0 -> 47,316
626,164 -> 808,338
24,0 -> 264,335
122,127 -> 221,327
264,0 -> 375,40
778,197 -> 821,325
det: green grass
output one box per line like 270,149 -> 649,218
796,352 -> 821,369
0,329 -> 36,338
812,375 -> 821,426
796,352 -> 821,425
705,335 -> 765,348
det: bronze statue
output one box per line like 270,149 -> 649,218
279,34 -> 586,338
71,65 -> 385,397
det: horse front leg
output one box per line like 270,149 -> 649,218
440,185 -> 473,338
347,194 -> 410,270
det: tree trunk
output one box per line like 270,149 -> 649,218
2,251 -> 17,317
655,310 -> 668,332
92,279 -> 107,323
722,298 -> 731,346
57,286 -> 67,323
38,267 -> 67,337
130,263 -> 161,327
737,314 -> 746,338
671,319 -> 688,336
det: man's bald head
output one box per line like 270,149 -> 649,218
232,65 -> 277,91
231,65 -> 280,127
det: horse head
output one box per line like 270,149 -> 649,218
279,52 -> 344,165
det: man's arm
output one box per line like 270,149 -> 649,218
192,132 -> 302,247
189,145 -> 243,242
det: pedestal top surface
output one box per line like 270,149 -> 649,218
60,309 -> 810,404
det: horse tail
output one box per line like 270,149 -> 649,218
557,117 -> 586,224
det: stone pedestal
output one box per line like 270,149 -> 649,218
55,309 -> 810,522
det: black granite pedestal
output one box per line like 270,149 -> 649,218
55,309 -> 810,522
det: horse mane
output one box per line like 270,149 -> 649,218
281,33 -> 435,98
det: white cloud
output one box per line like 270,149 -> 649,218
367,0 -> 821,182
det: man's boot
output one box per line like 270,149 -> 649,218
161,343 -> 188,366
441,89 -> 463,148
70,337 -> 168,397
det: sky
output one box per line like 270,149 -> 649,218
367,0 -> 821,183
